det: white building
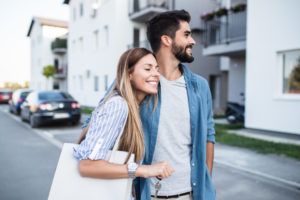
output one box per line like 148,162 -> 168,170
202,0 -> 300,134
27,17 -> 68,91
64,0 -> 227,111
245,0 -> 300,135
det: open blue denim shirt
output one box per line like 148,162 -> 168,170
83,64 -> 216,200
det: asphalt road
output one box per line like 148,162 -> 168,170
0,104 -> 299,200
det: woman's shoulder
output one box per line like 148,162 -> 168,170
103,92 -> 128,113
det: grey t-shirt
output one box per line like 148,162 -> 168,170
150,75 -> 192,196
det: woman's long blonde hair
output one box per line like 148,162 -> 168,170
78,48 -> 155,163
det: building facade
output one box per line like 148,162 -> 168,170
64,0 -> 225,111
27,17 -> 68,91
245,0 -> 300,134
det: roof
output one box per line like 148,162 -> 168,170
27,16 -> 68,37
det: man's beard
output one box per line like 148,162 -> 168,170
171,42 -> 194,63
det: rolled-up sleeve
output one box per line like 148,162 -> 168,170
206,85 -> 216,144
74,96 -> 128,160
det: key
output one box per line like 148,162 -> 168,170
155,179 -> 162,198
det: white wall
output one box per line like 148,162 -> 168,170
68,0 -> 143,107
245,0 -> 300,134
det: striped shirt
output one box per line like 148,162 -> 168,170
73,93 -> 128,161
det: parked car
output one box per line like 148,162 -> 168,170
0,89 -> 12,103
9,89 -> 32,115
20,90 -> 81,128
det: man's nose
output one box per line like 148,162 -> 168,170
190,36 -> 196,45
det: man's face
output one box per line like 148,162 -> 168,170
171,21 -> 196,63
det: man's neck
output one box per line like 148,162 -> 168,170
156,51 -> 182,81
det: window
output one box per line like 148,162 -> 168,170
281,50 -> 300,94
73,7 -> 76,21
72,40 -> 76,52
94,76 -> 99,91
104,75 -> 108,91
104,25 -> 109,46
79,75 -> 83,90
93,30 -> 99,49
79,2 -> 84,17
79,37 -> 84,52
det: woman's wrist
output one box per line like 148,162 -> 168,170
135,165 -> 148,178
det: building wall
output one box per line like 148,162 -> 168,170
245,0 -> 300,134
29,21 -> 67,91
68,0 -> 136,106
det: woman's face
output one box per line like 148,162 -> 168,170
129,54 -> 160,101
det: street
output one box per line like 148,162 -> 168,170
0,104 -> 299,200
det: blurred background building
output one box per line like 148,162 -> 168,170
27,0 -> 300,135
27,17 -> 68,92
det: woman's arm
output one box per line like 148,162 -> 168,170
79,159 -> 174,179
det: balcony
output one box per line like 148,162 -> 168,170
127,40 -> 151,50
51,38 -> 67,54
129,0 -> 170,22
54,66 -> 67,79
202,10 -> 246,56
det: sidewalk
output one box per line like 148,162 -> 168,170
214,119 -> 300,190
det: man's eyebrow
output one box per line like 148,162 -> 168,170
184,30 -> 191,34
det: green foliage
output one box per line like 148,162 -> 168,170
288,58 -> 300,91
214,124 -> 300,160
51,38 -> 67,50
81,107 -> 94,114
42,65 -> 56,79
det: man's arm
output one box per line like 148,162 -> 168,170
206,82 -> 216,176
206,142 -> 214,176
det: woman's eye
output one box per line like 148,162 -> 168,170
145,68 -> 151,71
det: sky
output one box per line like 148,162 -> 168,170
0,0 -> 69,87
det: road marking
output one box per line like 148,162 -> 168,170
214,159 -> 300,190
0,106 -> 63,149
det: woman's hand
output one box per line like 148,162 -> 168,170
136,161 -> 175,179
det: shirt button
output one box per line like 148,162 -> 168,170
193,182 -> 196,186
192,163 -> 195,167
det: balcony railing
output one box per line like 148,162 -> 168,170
127,40 -> 151,50
51,38 -> 67,54
202,10 -> 247,47
54,66 -> 67,79
129,0 -> 170,22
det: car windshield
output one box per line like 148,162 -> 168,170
0,91 -> 11,95
38,92 -> 73,101
21,91 -> 31,98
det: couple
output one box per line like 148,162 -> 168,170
74,10 -> 216,200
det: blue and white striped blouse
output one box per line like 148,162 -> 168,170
73,92 -> 128,161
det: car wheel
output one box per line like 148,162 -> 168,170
20,110 -> 26,122
30,115 -> 39,128
72,120 -> 80,126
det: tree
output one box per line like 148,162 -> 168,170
42,65 -> 56,79
288,58 -> 300,93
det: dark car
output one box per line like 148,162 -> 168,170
9,89 -> 32,115
20,90 -> 81,128
0,89 -> 12,103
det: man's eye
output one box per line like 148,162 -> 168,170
145,68 -> 151,71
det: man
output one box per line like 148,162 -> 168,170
134,10 -> 216,200
82,10 -> 215,200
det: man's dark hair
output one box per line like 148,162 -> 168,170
146,10 -> 191,53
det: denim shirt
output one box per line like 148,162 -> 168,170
82,64 -> 216,200
134,64 -> 216,200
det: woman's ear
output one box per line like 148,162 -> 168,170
129,73 -> 133,80
161,35 -> 172,47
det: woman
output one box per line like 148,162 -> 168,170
73,48 -> 174,184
